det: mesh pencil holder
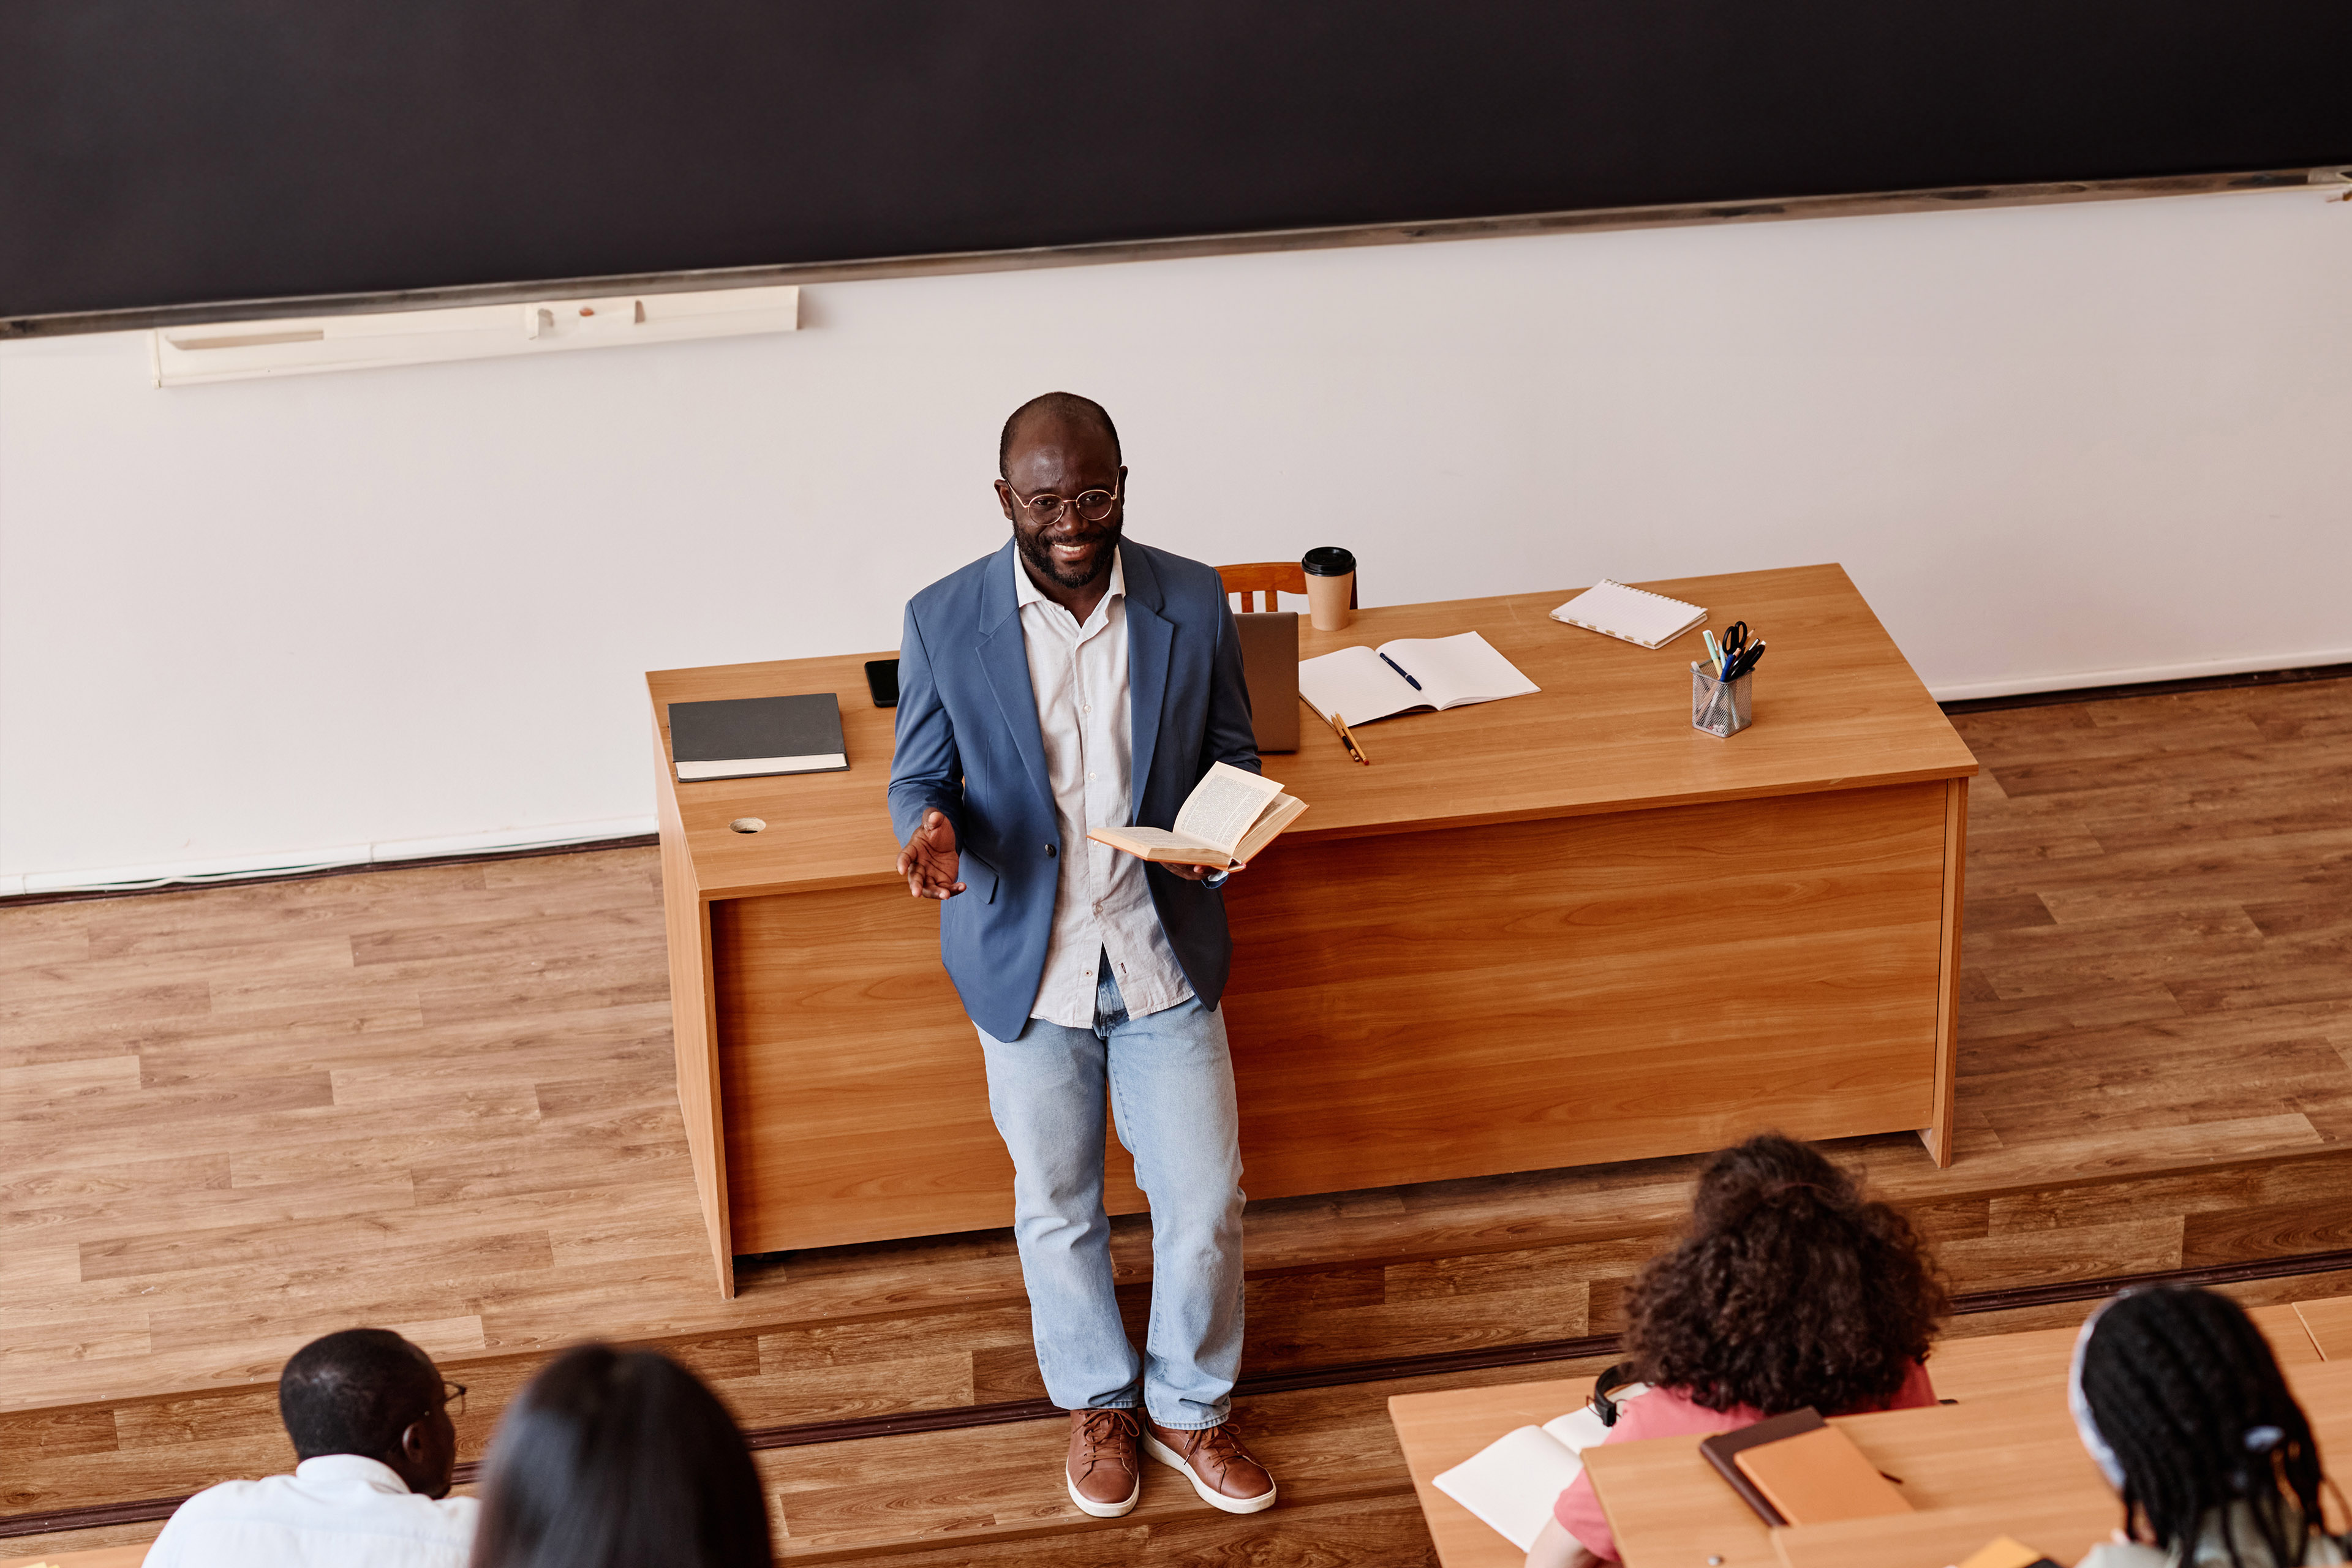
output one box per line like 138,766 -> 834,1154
1691,666 -> 1753,738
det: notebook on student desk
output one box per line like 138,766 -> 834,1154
1430,1385 -> 1652,1551
1700,1408 -> 1913,1527
1550,579 -> 1708,649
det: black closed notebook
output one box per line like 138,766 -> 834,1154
669,693 -> 846,782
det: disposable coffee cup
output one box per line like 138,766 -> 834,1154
1302,546 -> 1356,631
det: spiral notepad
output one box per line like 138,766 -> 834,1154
1549,579 -> 1708,650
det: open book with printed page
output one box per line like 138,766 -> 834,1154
1430,1385 -> 1650,1551
1297,630 -> 1539,725
1087,761 -> 1308,869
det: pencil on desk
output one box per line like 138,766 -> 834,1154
1332,710 -> 1369,764
1326,710 -> 1364,761
1324,707 -> 1354,761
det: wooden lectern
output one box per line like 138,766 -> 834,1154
650,564 -> 1977,1295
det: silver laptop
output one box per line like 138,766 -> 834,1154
1234,612 -> 1300,753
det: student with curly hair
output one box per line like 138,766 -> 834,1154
2070,1286 -> 2348,1567
1526,1133 -> 1948,1568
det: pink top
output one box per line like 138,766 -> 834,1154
1552,1360 -> 1937,1561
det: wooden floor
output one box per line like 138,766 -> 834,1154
4,676 -> 2351,1562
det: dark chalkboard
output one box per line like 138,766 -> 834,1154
5,1 -> 2347,325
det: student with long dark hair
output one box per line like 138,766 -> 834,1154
468,1343 -> 772,1568
1526,1133 -> 1948,1568
2071,1286 -> 2348,1567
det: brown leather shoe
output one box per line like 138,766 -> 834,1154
1066,1408 -> 1142,1518
1143,1417 -> 1277,1513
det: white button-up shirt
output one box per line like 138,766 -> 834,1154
145,1453 -> 478,1568
1015,546 -> 1194,1026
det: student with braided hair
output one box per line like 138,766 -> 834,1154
2070,1286 -> 2348,1567
1526,1133 -> 1948,1568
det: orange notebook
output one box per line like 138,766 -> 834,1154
1730,1423 -> 1914,1525
1957,1539 -> 2062,1568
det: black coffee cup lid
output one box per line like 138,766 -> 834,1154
1302,546 -> 1355,576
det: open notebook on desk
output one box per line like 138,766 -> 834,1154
1298,630 -> 1539,725
1431,1387 -> 1649,1551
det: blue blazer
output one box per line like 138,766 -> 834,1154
888,538 -> 1261,1041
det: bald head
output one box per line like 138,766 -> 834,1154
995,391 -> 1126,603
998,391 -> 1120,479
278,1328 -> 456,1496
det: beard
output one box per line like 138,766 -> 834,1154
1014,518 -> 1123,590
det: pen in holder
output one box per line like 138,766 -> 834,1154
1692,664 -> 1754,738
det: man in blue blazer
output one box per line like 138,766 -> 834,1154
888,393 -> 1276,1520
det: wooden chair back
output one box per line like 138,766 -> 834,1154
1218,561 -> 1308,612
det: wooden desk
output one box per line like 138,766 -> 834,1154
2296,1294 -> 2352,1359
1770,1501 -> 2121,1568
0,1548 -> 149,1567
1920,1308 -> 2316,1401
2258,1300 -> 2326,1362
1385,1315 -> 2320,1568
1383,1343 -> 2105,1568
1389,1376 -> 1600,1568
650,564 -> 1977,1292
1585,1359 -> 2352,1568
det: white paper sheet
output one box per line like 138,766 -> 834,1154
1433,1425 -> 1583,1551
1427,1384 -> 1649,1551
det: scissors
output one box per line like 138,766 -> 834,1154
1718,621 -> 1751,671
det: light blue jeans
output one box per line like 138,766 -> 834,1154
975,967 -> 1246,1428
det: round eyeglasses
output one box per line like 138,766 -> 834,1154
1005,481 -> 1119,526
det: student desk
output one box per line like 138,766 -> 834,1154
1391,1374 -> 1604,1568
649,563 -> 1977,1293
1584,1359 -> 2352,1568
2295,1294 -> 2352,1359
1386,1310 -> 2322,1568
1584,1388 -> 2113,1568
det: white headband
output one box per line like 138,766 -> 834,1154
2068,1294 -> 2127,1491
2067,1291 -> 2297,1501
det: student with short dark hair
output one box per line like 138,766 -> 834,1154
147,1328 -> 474,1568
467,1342 -> 772,1568
1526,1133 -> 1949,1568
2071,1286 -> 2349,1568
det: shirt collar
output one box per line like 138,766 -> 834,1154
1012,541 -> 1125,614
293,1454 -> 415,1494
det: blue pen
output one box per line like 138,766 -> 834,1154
1379,652 -> 1423,692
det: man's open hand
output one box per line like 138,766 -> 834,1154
898,809 -> 966,900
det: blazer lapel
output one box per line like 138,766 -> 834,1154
977,543 -> 1050,799
1123,543 -> 1174,821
